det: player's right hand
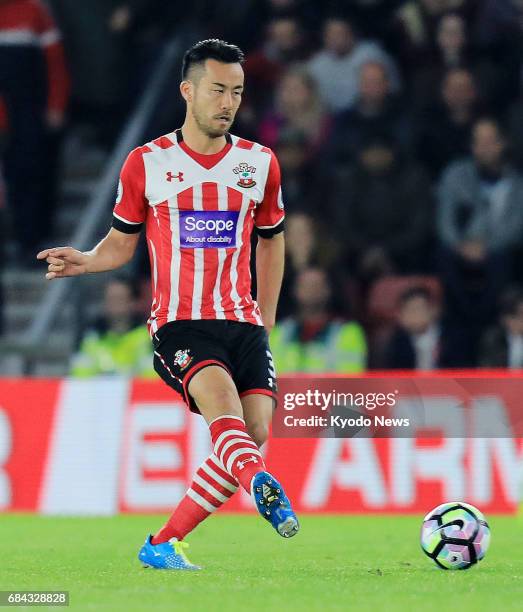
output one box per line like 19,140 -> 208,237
36,247 -> 90,280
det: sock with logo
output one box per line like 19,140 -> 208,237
151,453 -> 238,544
209,414 -> 266,492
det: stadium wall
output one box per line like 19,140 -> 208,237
0,375 -> 521,515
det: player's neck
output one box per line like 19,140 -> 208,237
180,121 -> 227,155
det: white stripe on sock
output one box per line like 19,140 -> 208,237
213,429 -> 251,453
193,473 -> 229,504
218,437 -> 259,460
187,488 -> 218,513
202,460 -> 238,492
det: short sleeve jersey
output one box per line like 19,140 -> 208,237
112,130 -> 284,333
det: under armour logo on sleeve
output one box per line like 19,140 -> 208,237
166,171 -> 184,182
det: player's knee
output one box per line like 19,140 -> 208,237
202,386 -> 242,414
248,421 -> 269,448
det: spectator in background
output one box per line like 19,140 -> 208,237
258,66 -> 331,155
415,67 -> 482,179
277,212 -> 341,319
48,0 -> 158,149
275,128 -> 323,216
242,14 -> 308,125
437,118 -> 523,352
210,0 -> 321,54
307,13 -> 400,114
71,277 -> 154,377
411,13 -> 501,112
326,60 -> 410,167
473,0 -> 522,108
328,135 -> 433,284
382,286 -> 467,369
271,267 -> 367,373
0,0 -> 69,259
480,287 -> 523,368
507,97 -> 523,172
390,0 -> 476,74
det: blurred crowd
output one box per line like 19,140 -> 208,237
1,0 -> 523,372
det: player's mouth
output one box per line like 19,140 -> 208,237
215,114 -> 232,124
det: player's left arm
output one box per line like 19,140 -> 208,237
256,233 -> 284,333
254,150 -> 285,333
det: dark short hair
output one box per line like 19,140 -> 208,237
182,39 -> 244,80
398,286 -> 433,307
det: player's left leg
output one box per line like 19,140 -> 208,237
241,392 -> 299,538
241,392 -> 272,448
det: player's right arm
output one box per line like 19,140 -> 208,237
37,229 -> 140,280
37,147 -> 147,280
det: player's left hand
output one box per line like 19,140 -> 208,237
262,315 -> 275,335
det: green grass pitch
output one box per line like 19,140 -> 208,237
2,514 -> 522,611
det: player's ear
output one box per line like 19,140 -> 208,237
180,80 -> 193,103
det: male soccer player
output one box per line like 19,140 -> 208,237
37,39 -> 299,570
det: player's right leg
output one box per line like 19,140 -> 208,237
139,321 -> 239,569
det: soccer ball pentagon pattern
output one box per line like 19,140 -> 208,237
420,502 -> 491,570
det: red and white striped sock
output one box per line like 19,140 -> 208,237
210,414 -> 266,492
151,454 -> 238,544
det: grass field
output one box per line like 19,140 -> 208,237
1,514 -> 522,612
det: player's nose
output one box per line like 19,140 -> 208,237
220,91 -> 233,110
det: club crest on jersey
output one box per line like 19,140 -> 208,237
233,162 -> 256,188
174,349 -> 193,370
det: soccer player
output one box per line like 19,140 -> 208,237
37,39 -> 299,570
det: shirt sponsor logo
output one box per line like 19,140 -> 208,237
179,210 -> 239,248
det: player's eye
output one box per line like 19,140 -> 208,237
213,89 -> 224,94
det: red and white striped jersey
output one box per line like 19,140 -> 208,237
112,130 -> 285,333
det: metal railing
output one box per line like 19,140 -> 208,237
12,37 -> 183,371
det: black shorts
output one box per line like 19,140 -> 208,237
152,320 -> 277,413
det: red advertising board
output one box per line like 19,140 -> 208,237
0,374 -> 521,515
0,379 -> 60,511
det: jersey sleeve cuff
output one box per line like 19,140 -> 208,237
255,218 -> 285,239
112,214 -> 143,234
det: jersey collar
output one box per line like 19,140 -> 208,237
174,129 -> 233,170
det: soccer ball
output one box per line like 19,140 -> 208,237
420,502 -> 491,570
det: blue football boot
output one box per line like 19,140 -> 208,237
138,535 -> 201,570
251,472 -> 299,538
